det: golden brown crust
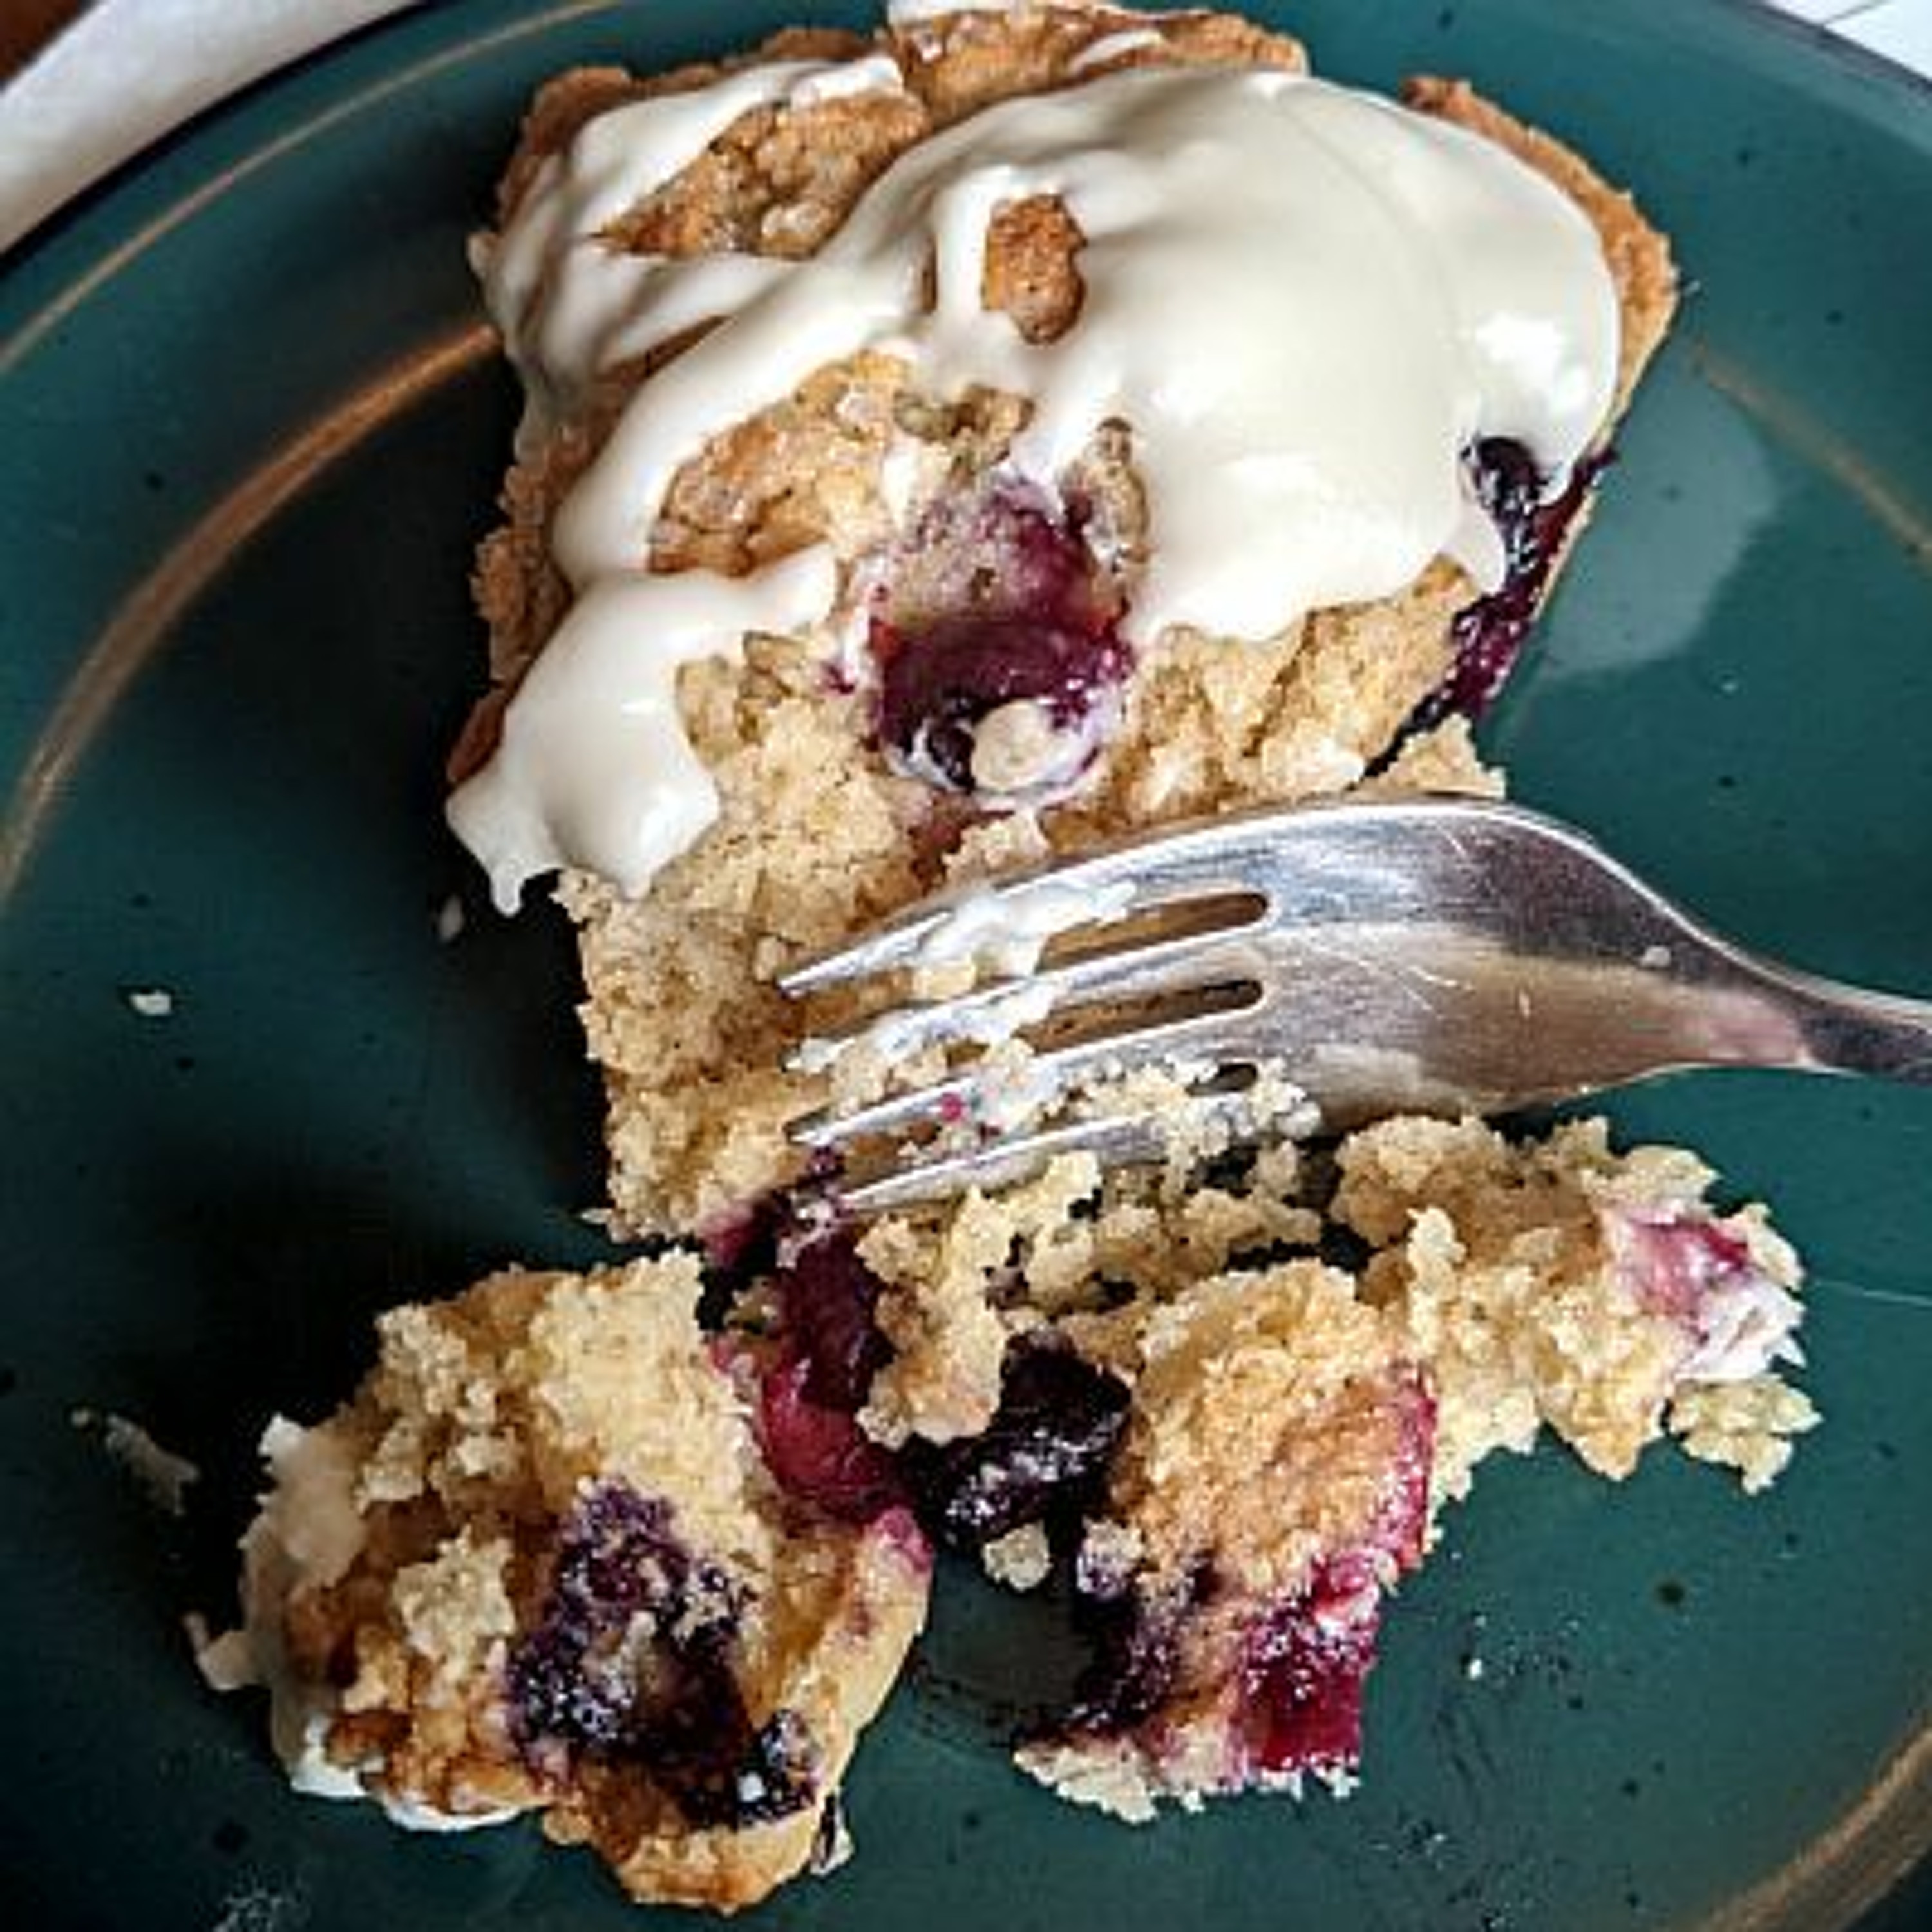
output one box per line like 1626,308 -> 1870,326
888,4 -> 1306,124
497,30 -> 904,231
981,193 -> 1088,342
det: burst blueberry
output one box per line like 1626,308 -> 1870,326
871,493 -> 1132,795
1416,436 -> 1609,725
903,1338 -> 1131,1555
507,1481 -> 819,1829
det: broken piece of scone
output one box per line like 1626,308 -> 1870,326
202,1258 -> 929,1912
878,1119 -> 1812,1822
204,1122 -> 1812,1899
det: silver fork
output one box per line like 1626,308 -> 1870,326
781,795 -> 1932,1213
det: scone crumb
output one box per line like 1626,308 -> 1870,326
981,1521 -> 1053,1591
1667,1376 -> 1821,1492
858,1155 -> 1101,1443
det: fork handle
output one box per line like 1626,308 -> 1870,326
1751,960 -> 1932,1086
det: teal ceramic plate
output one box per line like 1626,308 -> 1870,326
2,3 -> 1928,1926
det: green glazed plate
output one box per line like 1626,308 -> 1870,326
2,3 -> 1929,1926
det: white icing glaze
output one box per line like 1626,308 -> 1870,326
886,0 -> 1159,22
917,873 -> 1135,976
549,63 -> 1617,623
287,1710 -> 521,1833
791,50 -> 909,104
1678,1267 -> 1806,1384
481,55 -> 905,445
456,52 -> 1618,907
1607,1206 -> 1808,1385
202,1419 -> 370,1789
449,549 -> 838,911
887,0 -> 1025,23
967,695 -> 1097,792
204,1418 -> 527,1835
1067,26 -> 1165,71
379,1793 -> 524,1835
254,1416 -> 366,1589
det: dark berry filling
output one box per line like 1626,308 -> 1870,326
752,1231 -> 908,1524
1232,1374 -> 1435,1779
507,1481 -> 818,1828
758,1356 -> 907,1526
1059,1570 -> 1201,1738
773,1230 -> 895,1412
871,493 -> 1132,795
699,1195 -> 784,1282
1236,1551 -> 1385,1776
902,1338 -> 1132,1556
1414,436 -> 1609,728
1051,1373 -> 1436,1785
875,612 -> 1134,792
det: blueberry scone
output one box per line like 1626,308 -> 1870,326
203,1257 -> 931,1911
445,0 -> 1676,1237
867,1117 -> 1809,1819
216,0 -> 1822,1913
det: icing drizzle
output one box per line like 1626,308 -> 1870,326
451,41 -> 1618,911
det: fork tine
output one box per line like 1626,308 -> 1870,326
778,873 -> 1136,997
777,816 -> 1274,996
784,920 -> 1272,1074
829,1084 -> 1316,1215
829,1103 -> 1199,1216
788,998 -> 1267,1151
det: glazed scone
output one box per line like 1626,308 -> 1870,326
204,1257 -> 931,1913
207,2 -> 1833,1909
445,0 -> 1677,1236
402,0 -> 1821,1863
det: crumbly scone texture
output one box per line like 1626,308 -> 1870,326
1333,1114 -> 1817,1497
433,0 -> 1815,1846
231,1121 -> 1814,1855
862,1119 -> 1815,1487
464,1 -> 1679,1235
1014,1262 -> 1432,1819
250,1259 -> 929,1913
851,1115 -> 1814,1820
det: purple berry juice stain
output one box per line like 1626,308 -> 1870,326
871,491 -> 1132,793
